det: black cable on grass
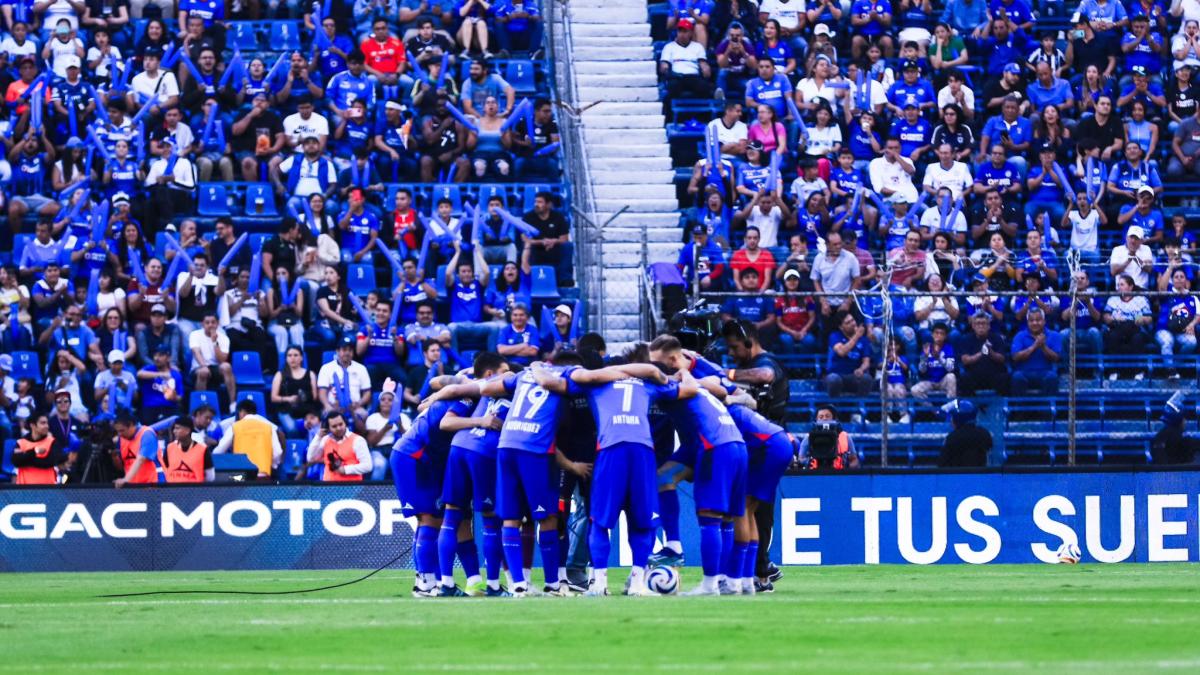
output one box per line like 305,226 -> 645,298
97,545 -> 413,598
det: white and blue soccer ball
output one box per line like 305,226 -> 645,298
1056,542 -> 1082,564
647,566 -> 679,595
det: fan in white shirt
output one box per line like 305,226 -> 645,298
922,144 -> 973,200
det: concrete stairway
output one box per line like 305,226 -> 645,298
566,0 -> 680,342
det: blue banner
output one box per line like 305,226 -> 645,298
1,470 -> 1198,572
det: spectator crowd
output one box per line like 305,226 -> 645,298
668,0 -> 1200,412
0,0 -> 580,483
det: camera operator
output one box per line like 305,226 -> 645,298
798,405 -> 861,469
721,319 -> 789,585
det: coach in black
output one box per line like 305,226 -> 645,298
722,320 -> 789,590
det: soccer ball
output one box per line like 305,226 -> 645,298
646,566 -> 679,595
1056,542 -> 1082,564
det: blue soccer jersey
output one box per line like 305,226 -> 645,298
728,404 -> 785,460
497,368 -> 575,454
665,388 -> 743,463
394,398 -> 471,460
571,377 -> 680,451
451,391 -> 511,458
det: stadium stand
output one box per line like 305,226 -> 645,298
0,0 -> 578,483
645,0 -> 1200,466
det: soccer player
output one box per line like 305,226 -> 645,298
647,335 -> 749,596
431,352 -> 511,597
476,354 -> 652,597
726,402 -> 793,594
391,391 -> 473,597
532,358 -> 695,596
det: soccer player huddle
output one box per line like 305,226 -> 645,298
390,334 -> 794,598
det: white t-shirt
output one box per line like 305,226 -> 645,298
922,161 -> 973,200
277,155 -> 338,197
283,112 -> 331,146
659,40 -> 707,76
86,45 -> 124,79
97,288 -> 126,317
0,37 -> 36,61
707,117 -> 747,157
47,37 -> 83,78
316,360 -> 372,403
1068,209 -> 1100,253
1104,295 -> 1151,322
365,411 -> 411,448
918,208 -> 968,235
868,156 -> 919,203
913,295 -> 960,330
746,206 -> 782,248
759,0 -> 804,30
790,176 -> 828,205
130,70 -> 179,103
849,77 -> 888,112
937,85 -> 976,112
804,124 -> 842,156
1109,244 -> 1155,288
188,329 -> 230,370
797,78 -> 841,112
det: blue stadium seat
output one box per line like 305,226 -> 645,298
269,21 -> 302,52
505,59 -> 538,95
231,352 -> 266,388
229,22 -> 259,51
522,184 -> 553,211
347,263 -> 377,297
476,184 -> 507,208
385,184 -> 416,210
430,184 -> 463,213
530,265 -> 559,301
244,183 -> 278,217
250,233 -> 271,253
1,439 -> 15,481
189,390 -> 219,413
432,264 -> 449,297
236,390 -> 267,414
197,184 -> 230,217
12,351 -> 41,384
13,234 -> 33,260
282,439 -> 308,478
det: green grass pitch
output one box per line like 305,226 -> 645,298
1,565 -> 1198,673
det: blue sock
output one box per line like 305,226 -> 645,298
698,517 -> 722,577
416,525 -> 438,578
437,509 -> 463,585
719,521 -> 734,577
588,523 -> 611,571
726,541 -> 748,580
659,489 -> 681,547
744,541 -> 759,579
629,527 -> 653,568
538,529 -> 559,587
502,525 -> 525,586
456,539 -> 480,580
482,517 -> 502,583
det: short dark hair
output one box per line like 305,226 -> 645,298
346,49 -> 365,64
238,398 -> 258,415
114,410 -> 137,427
473,351 -> 506,378
577,331 -> 606,355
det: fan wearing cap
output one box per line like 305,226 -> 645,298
317,333 -> 373,428
886,60 -> 935,117
127,46 -> 180,116
980,62 -> 1027,118
144,134 -> 198,230
936,400 -> 991,467
890,101 -> 933,162
1110,225 -> 1157,288
231,92 -> 286,182
714,22 -> 756,98
137,343 -> 184,424
677,221 -> 727,291
94,349 -> 138,416
364,380 -> 411,481
539,302 -> 576,356
50,56 -> 93,132
1024,142 -> 1071,226
273,132 -> 338,216
659,17 -> 714,99
1117,185 -> 1166,246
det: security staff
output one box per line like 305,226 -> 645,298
721,319 -> 788,586
158,416 -> 215,483
938,400 -> 993,467
113,410 -> 161,487
12,413 -> 64,485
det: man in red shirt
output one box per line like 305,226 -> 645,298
361,18 -> 407,88
729,226 -> 776,291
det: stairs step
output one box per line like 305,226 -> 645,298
574,61 -> 659,75
571,7 -> 647,23
600,212 -> 684,229
584,115 -> 666,129
594,184 -> 676,200
579,101 -> 664,115
595,198 -> 680,212
589,146 -> 670,160
577,85 -> 660,101
572,23 -> 650,38
574,36 -> 652,49
584,127 -> 666,144
573,46 -> 654,61
575,72 -> 660,88
604,227 -> 683,243
591,169 -> 676,184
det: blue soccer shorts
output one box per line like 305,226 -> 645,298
590,441 -> 659,531
747,432 -> 793,502
496,447 -> 557,521
442,445 -> 498,513
693,441 -> 748,517
391,451 -> 443,518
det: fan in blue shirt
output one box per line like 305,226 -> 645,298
889,106 -> 933,159
743,62 -> 793,119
